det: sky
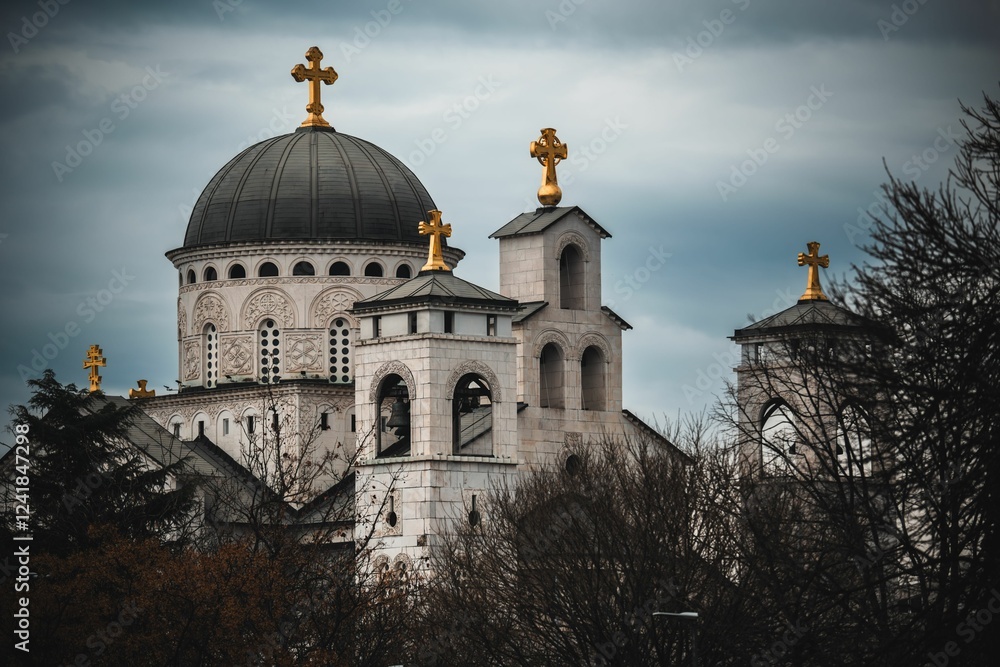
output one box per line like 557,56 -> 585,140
0,0 -> 997,449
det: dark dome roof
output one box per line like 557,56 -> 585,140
183,126 -> 437,248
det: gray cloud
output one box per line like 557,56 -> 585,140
1,0 -> 997,446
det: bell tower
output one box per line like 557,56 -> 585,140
351,211 -> 520,569
731,242 -> 874,479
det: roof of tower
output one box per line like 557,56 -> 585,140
490,206 -> 611,239
732,300 -> 872,339
181,126 -> 439,249
352,271 -> 518,313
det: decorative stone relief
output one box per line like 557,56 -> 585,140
311,287 -> 363,327
183,341 -> 200,381
533,329 -> 573,360
180,276 -> 405,296
368,361 -> 416,403
192,292 -> 230,333
446,360 -> 503,403
243,289 -> 296,329
575,332 -> 612,363
554,230 -> 591,261
286,333 -> 324,373
177,298 -> 187,340
221,335 -> 253,374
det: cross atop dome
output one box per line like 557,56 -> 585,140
291,46 -> 338,128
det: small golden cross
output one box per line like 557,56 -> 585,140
530,128 -> 568,206
797,241 -> 830,301
129,379 -> 156,399
418,210 -> 452,272
291,46 -> 339,128
83,344 -> 107,393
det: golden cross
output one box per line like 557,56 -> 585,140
83,344 -> 107,393
530,128 -> 568,207
129,379 -> 156,399
797,241 -> 830,301
418,210 -> 452,272
291,46 -> 339,128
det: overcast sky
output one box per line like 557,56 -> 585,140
1,0 -> 997,448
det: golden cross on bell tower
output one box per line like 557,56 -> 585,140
530,128 -> 568,207
291,46 -> 339,128
83,344 -> 107,393
418,210 -> 452,272
797,241 -> 830,301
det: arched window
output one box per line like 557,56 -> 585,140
539,342 -> 565,408
761,401 -> 800,475
581,345 -> 606,411
329,316 -> 353,384
364,262 -> 384,277
376,374 -> 410,457
559,244 -> 585,309
258,318 -> 281,384
187,269 -> 196,284
329,261 -> 351,276
838,405 -> 873,477
203,323 -> 218,388
228,263 -> 246,279
204,266 -> 218,282
293,261 -> 315,276
395,263 -> 412,279
453,373 -> 493,456
258,261 -> 279,278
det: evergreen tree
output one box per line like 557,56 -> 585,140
5,370 -> 197,554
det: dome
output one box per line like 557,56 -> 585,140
183,126 -> 437,248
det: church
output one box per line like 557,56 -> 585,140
96,46 -> 680,566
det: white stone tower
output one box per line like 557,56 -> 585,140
351,212 -> 521,569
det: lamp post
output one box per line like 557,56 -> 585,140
653,611 -> 698,667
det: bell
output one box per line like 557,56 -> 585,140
386,397 -> 410,429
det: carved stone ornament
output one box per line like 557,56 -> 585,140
221,336 -> 253,374
244,290 -> 296,329
286,333 -> 324,372
312,287 -> 362,327
192,292 -> 230,333
446,360 -> 503,403
368,361 -> 416,403
183,341 -> 201,381
177,298 -> 187,340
